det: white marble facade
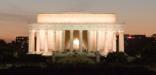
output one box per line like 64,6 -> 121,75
28,13 -> 124,56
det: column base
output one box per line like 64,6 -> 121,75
35,51 -> 42,54
42,52 -> 52,56
27,51 -> 36,54
119,50 -> 124,52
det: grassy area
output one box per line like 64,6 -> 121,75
0,52 -> 156,74
0,63 -> 156,75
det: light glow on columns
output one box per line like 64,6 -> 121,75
73,38 -> 79,50
47,30 -> 55,51
39,30 -> 46,50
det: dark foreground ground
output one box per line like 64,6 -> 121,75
0,64 -> 156,75
0,54 -> 156,75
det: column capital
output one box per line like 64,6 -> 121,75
118,30 -> 124,33
29,30 -> 35,33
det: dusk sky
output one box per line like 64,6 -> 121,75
0,0 -> 156,42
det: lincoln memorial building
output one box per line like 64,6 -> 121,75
28,13 -> 124,56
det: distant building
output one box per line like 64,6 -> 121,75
9,36 -> 28,54
16,36 -> 28,49
125,34 -> 146,40
152,34 -> 156,39
124,34 -> 156,56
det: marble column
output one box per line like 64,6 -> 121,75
53,31 -> 56,51
119,31 -> 124,52
48,30 -> 56,53
55,31 -> 62,52
47,30 -> 54,51
28,30 -> 35,54
79,30 -> 83,51
62,30 -> 65,51
113,32 -> 117,52
87,30 -> 91,51
96,31 -> 99,51
101,31 -> 107,56
104,31 -> 109,56
59,31 -> 63,52
36,30 -> 41,54
44,30 -> 48,53
70,30 -> 73,51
